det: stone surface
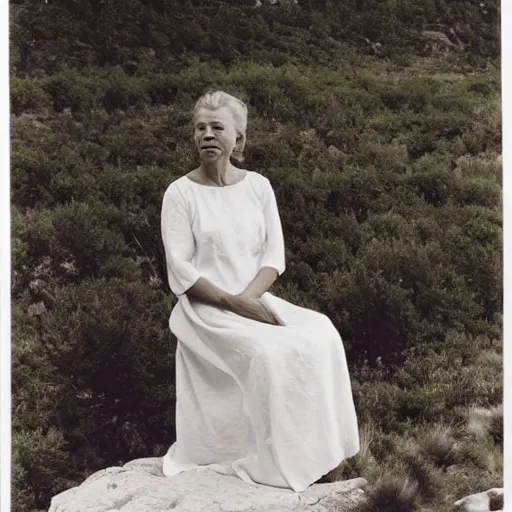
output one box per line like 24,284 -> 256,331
454,487 -> 504,512
48,457 -> 368,512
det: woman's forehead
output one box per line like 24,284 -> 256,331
194,106 -> 235,125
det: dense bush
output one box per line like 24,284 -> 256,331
10,0 -> 500,77
10,2 -> 501,509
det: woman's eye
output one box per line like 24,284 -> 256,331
214,126 -> 224,131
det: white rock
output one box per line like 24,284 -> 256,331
454,487 -> 504,512
48,457 -> 367,512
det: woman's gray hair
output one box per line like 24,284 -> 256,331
193,91 -> 248,163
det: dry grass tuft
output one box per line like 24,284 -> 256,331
467,405 -> 493,438
357,474 -> 419,512
401,452 -> 442,503
418,425 -> 457,469
466,404 -> 502,445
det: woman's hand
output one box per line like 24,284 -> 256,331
223,294 -> 280,325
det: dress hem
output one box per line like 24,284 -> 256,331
162,445 -> 361,493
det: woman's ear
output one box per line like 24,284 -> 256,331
231,132 -> 245,163
234,133 -> 245,150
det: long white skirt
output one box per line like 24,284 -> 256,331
162,292 -> 360,492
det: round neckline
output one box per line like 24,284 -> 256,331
184,170 -> 249,189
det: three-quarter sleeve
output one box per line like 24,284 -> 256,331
259,177 -> 286,275
161,184 -> 201,296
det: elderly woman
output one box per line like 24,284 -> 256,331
160,91 -> 359,492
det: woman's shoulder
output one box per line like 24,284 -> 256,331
245,170 -> 272,188
167,173 -> 200,191
245,169 -> 261,180
162,175 -> 192,203
247,171 -> 276,197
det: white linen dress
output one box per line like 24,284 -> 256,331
160,170 -> 359,492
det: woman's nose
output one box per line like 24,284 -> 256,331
204,126 -> 214,138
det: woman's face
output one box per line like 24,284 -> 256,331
194,106 -> 238,162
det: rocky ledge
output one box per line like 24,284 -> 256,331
48,457 -> 368,512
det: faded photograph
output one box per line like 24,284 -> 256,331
10,1 -> 502,511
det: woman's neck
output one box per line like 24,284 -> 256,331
200,160 -> 233,187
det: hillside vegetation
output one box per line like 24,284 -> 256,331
10,1 -> 501,511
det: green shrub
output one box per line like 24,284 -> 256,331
12,428 -> 75,512
11,77 -> 53,115
43,71 -> 100,113
35,279 -> 175,469
102,69 -> 150,112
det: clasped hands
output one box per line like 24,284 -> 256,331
222,292 -> 282,326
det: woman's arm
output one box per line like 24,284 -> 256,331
241,177 -> 285,299
161,185 -> 202,295
186,276 -> 230,307
240,266 -> 278,299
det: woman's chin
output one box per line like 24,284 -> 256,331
200,152 -> 224,163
